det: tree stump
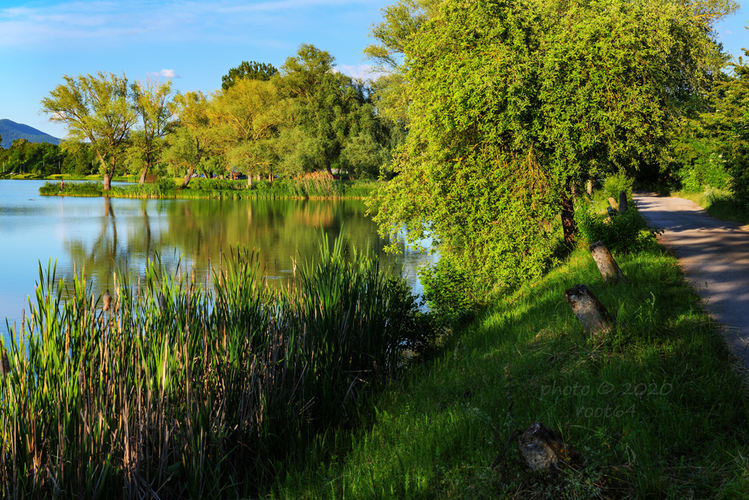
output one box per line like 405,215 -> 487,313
607,197 -> 619,211
564,284 -> 613,335
589,241 -> 627,283
518,423 -> 583,471
619,191 -> 628,214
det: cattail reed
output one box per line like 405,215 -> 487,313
1,352 -> 9,377
0,238 -> 433,498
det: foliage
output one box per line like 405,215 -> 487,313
40,72 -> 137,190
127,79 -> 175,185
372,0 -> 729,298
276,44 -> 379,177
0,240 -> 434,498
716,50 -> 749,203
575,200 -> 660,254
162,91 -> 216,188
364,0 -> 441,134
221,60 -> 278,90
0,138 -> 64,176
210,77 -> 285,182
418,255 -> 477,323
39,180 -> 103,196
601,172 -> 634,202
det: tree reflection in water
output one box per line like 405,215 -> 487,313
61,196 -> 409,301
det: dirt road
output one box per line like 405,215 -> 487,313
635,193 -> 749,370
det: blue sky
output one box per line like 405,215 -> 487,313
0,0 -> 747,140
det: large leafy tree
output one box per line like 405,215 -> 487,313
41,72 -> 136,190
164,91 -> 215,188
364,0 -> 442,142
277,44 -> 371,177
210,78 -> 286,184
373,0 -> 731,295
128,79 -> 175,185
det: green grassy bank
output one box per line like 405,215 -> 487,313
274,244 -> 749,498
38,177 -> 379,200
672,188 -> 749,227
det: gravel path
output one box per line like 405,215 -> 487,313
634,192 -> 749,370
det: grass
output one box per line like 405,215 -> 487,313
273,236 -> 749,498
0,237 -> 435,498
38,176 -> 379,200
672,188 -> 749,227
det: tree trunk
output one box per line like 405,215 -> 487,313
588,241 -> 627,283
564,284 -> 613,336
99,154 -> 113,191
586,179 -> 593,196
181,166 -> 194,188
560,189 -> 576,246
138,166 -> 148,186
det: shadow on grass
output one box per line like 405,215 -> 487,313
277,245 -> 749,499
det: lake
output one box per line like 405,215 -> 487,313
0,180 -> 436,336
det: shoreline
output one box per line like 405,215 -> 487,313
28,177 -> 378,200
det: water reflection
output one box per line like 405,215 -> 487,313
0,180 -> 434,334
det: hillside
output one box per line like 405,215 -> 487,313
0,119 -> 60,148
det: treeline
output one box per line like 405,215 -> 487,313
38,44 -> 399,189
0,138 -> 97,177
664,51 -> 749,201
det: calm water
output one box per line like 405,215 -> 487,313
0,180 -> 436,334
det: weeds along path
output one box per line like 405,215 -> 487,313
635,192 -> 749,370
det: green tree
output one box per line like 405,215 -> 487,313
61,142 -> 97,176
164,91 -> 215,187
373,0 -> 730,297
277,44 -> 371,177
210,78 -> 285,184
713,48 -> 749,201
364,0 -> 442,137
40,72 -> 136,190
221,61 -> 278,90
128,79 -> 175,185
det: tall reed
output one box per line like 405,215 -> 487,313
39,178 -> 379,200
0,240 -> 432,498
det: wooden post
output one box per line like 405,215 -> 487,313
607,197 -> 619,211
619,191 -> 628,214
589,241 -> 627,283
564,284 -> 613,335
586,179 -> 593,196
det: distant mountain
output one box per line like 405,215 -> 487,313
0,119 -> 60,149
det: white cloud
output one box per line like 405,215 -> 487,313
336,64 -> 387,81
0,0 -> 375,50
159,69 -> 180,78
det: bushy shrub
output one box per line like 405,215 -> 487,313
418,256 -> 477,323
603,172 -> 634,201
679,154 -> 730,192
575,202 -> 659,253
157,177 -> 176,196
187,178 -> 245,190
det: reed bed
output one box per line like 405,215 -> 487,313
0,238 -> 432,499
39,178 -> 379,200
